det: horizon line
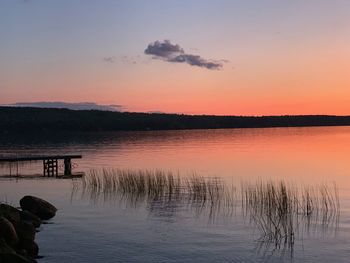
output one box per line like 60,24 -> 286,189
1,105 -> 350,118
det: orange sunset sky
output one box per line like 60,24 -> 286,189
1,0 -> 350,115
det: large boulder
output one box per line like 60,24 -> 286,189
0,238 -> 37,263
21,241 -> 38,259
0,217 -> 18,246
0,238 -> 15,254
0,238 -> 36,263
15,221 -> 36,244
14,220 -> 39,258
0,253 -> 37,263
0,204 -> 21,224
19,196 -> 57,220
19,211 -> 41,228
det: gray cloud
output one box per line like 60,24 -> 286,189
169,54 -> 222,70
144,40 -> 223,70
121,55 -> 138,64
145,40 -> 184,58
7,102 -> 123,112
103,55 -> 140,65
103,56 -> 116,63
220,59 -> 230,63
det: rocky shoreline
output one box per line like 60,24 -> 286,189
0,196 -> 57,263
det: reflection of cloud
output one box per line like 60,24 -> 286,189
144,40 -> 223,70
7,102 -> 123,111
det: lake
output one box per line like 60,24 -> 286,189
0,127 -> 349,262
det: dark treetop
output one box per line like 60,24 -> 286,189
1,106 -> 350,133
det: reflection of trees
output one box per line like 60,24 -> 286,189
73,169 -> 340,254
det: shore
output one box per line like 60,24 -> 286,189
0,196 -> 57,262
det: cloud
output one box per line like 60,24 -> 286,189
103,55 -> 139,65
121,55 -> 138,64
6,102 -> 123,112
145,40 -> 184,58
144,40 -> 223,70
103,56 -> 116,63
169,54 -> 222,70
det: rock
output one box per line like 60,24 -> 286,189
15,221 -> 36,244
14,221 -> 38,258
15,221 -> 38,257
0,217 -> 18,246
20,196 -> 57,220
15,248 -> 28,257
0,239 -> 35,262
0,237 -> 16,254
19,211 -> 41,228
22,241 -> 38,259
0,204 -> 21,224
0,252 -> 37,263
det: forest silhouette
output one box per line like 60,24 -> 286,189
1,106 -> 350,133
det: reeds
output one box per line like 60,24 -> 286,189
77,169 -> 340,248
81,169 -> 227,207
242,181 -> 340,247
0,158 -> 42,177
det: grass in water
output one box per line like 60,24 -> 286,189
78,168 -> 340,248
242,181 -> 340,247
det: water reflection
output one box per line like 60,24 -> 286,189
1,127 -> 349,262
72,168 -> 340,254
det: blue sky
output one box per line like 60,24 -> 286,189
1,0 -> 350,114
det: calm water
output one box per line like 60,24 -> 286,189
0,127 -> 349,262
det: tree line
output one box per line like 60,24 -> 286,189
1,106 -> 350,133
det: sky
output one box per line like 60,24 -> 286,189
1,0 -> 350,115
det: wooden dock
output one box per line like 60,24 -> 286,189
0,154 -> 82,177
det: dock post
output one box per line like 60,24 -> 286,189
64,158 -> 72,176
43,160 -> 46,177
43,159 -> 58,177
0,154 -> 82,178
